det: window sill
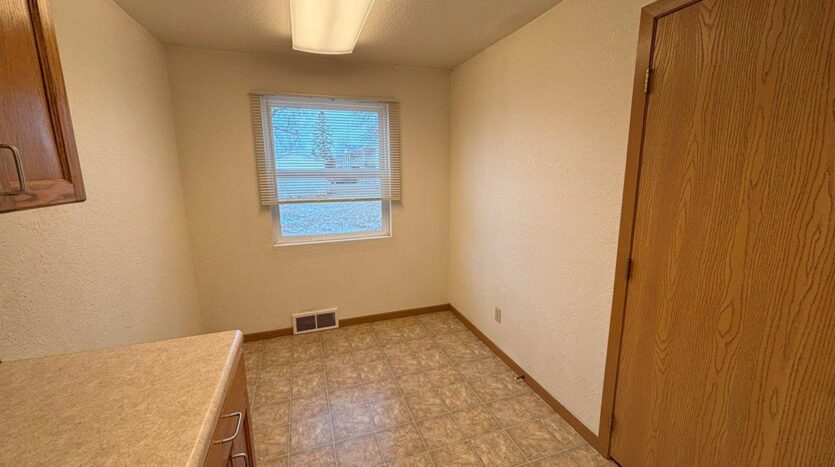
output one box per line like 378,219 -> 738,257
273,233 -> 392,247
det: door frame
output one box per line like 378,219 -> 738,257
596,0 -> 702,458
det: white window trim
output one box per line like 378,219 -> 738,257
272,201 -> 392,246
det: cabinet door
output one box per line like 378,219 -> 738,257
0,0 -> 84,213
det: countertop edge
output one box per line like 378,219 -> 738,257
187,330 -> 244,467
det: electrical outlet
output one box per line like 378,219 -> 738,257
494,306 -> 502,323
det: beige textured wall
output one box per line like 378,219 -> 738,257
0,0 -> 203,361
165,47 -> 450,333
449,0 -> 650,434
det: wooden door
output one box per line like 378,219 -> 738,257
0,0 -> 84,212
608,0 -> 834,465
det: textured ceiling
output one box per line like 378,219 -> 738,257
113,0 -> 560,69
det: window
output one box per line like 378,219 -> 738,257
251,94 -> 400,245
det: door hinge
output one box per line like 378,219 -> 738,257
644,68 -> 652,94
624,258 -> 632,281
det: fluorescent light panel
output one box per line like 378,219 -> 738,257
290,0 -> 375,55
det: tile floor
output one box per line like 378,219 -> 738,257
243,311 -> 613,467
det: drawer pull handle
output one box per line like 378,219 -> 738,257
0,144 -> 29,196
231,452 -> 250,467
213,411 -> 243,445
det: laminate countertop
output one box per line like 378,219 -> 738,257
0,330 -> 243,466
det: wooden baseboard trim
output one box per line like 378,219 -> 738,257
243,327 -> 293,342
339,304 -> 450,326
447,304 -> 606,457
243,303 -> 450,342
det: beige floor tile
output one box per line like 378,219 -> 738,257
369,397 -> 413,429
265,335 -> 292,347
258,456 -> 288,467
363,378 -> 403,403
290,393 -> 329,420
488,396 -> 537,427
416,348 -> 450,370
325,352 -> 354,368
433,331 -> 477,346
407,337 -> 438,352
249,386 -> 257,408
415,414 -> 464,450
344,322 -> 375,333
331,405 -> 375,441
518,393 -> 555,418
428,441 -> 482,466
539,414 -> 585,449
357,359 -> 394,382
376,423 -> 426,462
256,371 -> 293,407
245,353 -> 261,382
530,443 -> 613,466
375,327 -> 406,345
468,375 -> 518,402
291,332 -> 321,345
437,382 -> 482,411
334,434 -> 384,467
442,341 -> 491,363
328,385 -> 366,411
292,342 -> 323,363
290,332 -> 322,345
455,356 -> 507,380
259,362 -> 292,379
292,359 -> 324,376
254,424 -> 290,461
424,366 -> 464,388
381,341 -> 411,356
349,333 -> 380,350
506,419 -> 564,460
289,445 -> 336,467
252,401 -> 290,431
319,328 -> 347,342
324,363 -> 362,389
291,371 -> 327,398
262,348 -> 293,368
289,413 -> 332,453
388,352 -> 424,376
387,453 -> 433,467
244,340 -> 265,354
396,372 -> 434,395
252,313 -> 599,467
352,346 -> 385,364
450,404 -> 501,438
322,339 -> 352,356
400,324 -> 430,340
469,431 -> 527,467
405,389 -> 449,420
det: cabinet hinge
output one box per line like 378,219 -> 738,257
644,68 -> 651,94
625,258 -> 632,281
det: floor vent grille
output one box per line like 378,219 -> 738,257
293,308 -> 338,334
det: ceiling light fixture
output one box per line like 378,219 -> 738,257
290,0 -> 375,55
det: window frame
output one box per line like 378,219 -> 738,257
271,200 -> 392,246
260,94 -> 397,246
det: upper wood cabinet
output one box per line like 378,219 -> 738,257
0,0 -> 84,213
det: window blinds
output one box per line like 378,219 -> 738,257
251,93 -> 401,205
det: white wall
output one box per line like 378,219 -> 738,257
449,0 -> 649,434
164,47 -> 450,333
0,0 -> 203,361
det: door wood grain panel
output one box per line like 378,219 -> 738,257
609,0 -> 834,465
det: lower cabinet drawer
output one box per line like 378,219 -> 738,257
204,352 -> 253,466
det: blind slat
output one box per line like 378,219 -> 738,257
251,93 -> 400,205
